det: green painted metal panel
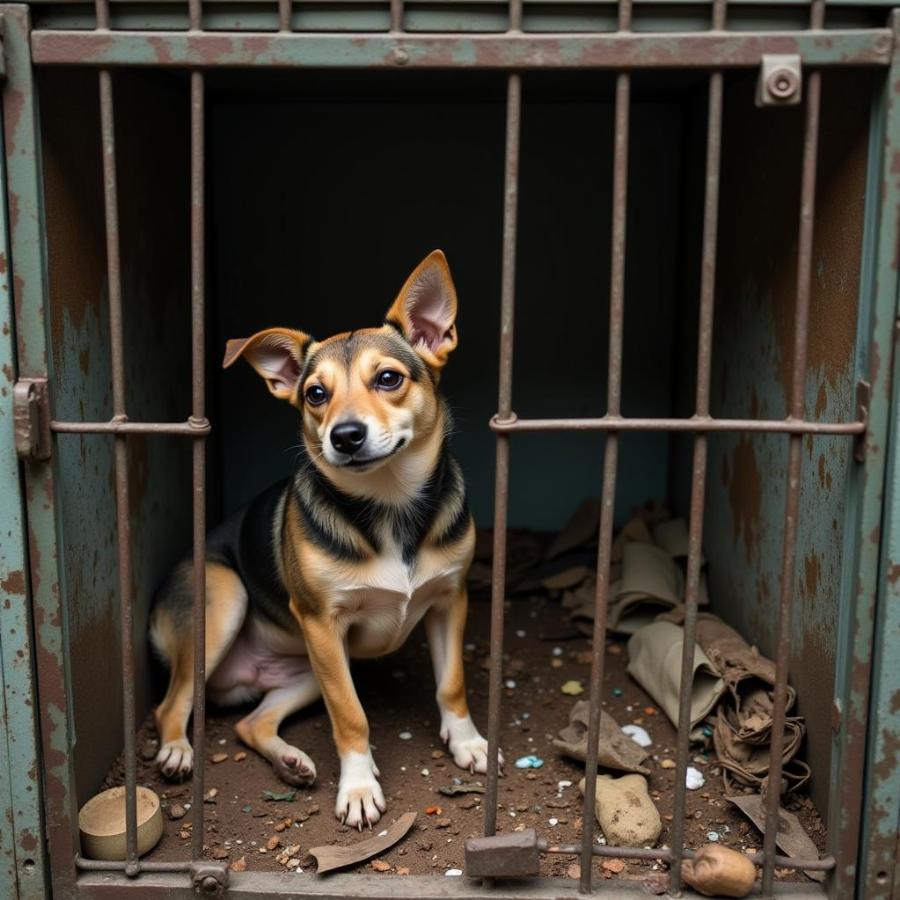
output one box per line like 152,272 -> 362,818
2,5 -> 82,897
0,64 -> 49,899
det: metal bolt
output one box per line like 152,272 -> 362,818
766,67 -> 799,100
201,875 -> 220,894
391,47 -> 409,65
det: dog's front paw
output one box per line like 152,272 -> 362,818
156,738 -> 194,780
336,751 -> 386,830
273,745 -> 317,787
441,713 -> 499,775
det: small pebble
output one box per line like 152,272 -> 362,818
621,725 -> 652,748
558,780 -> 573,790
168,803 -> 186,821
660,759 -> 676,769
549,817 -> 559,826
561,680 -> 584,696
234,752 -> 247,762
432,750 -> 445,759
505,679 -> 517,689
211,752 -> 228,764
516,630 -> 526,638
515,755 -> 544,769
551,659 -> 563,668
399,731 -> 412,741
421,769 -> 430,777
612,688 -> 624,697
707,831 -> 720,842
446,869 -> 463,877
686,766 -> 705,790
552,647 -> 563,656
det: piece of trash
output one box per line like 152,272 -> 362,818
682,844 -> 757,898
685,767 -> 705,790
398,731 -> 412,740
505,680 -> 517,689
562,680 -> 584,696
549,817 -> 559,826
421,769 -> 430,777
613,688 -> 624,697
445,869 -> 463,877
643,707 -> 657,716
515,755 -> 544,769
707,831 -> 720,842
425,805 -> 443,815
309,811 -> 417,875
554,701 -> 650,774
553,647 -> 564,656
621,725 -> 652,748
558,780 -> 573,790
438,783 -> 485,797
263,790 -> 296,802
241,805 -> 252,813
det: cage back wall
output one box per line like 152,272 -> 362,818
2,1 -> 900,899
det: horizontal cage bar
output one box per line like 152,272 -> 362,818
30,28 -> 892,68
489,414 -> 865,435
51,418 -> 211,435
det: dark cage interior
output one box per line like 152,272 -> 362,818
37,62 -> 872,878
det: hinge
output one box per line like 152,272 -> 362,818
13,378 -> 51,461
855,379 -> 871,464
756,54 -> 802,107
190,861 -> 229,896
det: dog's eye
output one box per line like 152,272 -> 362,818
305,385 -> 328,406
376,370 -> 404,390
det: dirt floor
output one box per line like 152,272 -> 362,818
104,588 -> 827,884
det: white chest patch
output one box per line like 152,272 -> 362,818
329,526 -> 465,658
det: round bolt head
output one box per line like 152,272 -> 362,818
767,67 -> 799,100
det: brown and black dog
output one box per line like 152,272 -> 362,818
150,250 -> 496,829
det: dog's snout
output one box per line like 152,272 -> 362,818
330,421 -> 368,454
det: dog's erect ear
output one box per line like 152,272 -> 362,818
385,250 -> 459,369
222,328 -> 312,400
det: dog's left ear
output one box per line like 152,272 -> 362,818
385,249 -> 458,369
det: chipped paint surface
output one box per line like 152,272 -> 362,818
27,28 -> 895,71
39,67 -> 193,804
704,71 -> 871,835
0,52 -> 48,896
859,16 -> 900,899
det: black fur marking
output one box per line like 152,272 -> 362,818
434,491 -> 472,549
384,317 -> 405,337
293,476 -> 370,563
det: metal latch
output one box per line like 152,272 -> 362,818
13,378 -> 51,461
756,54 -> 802,106
190,861 -> 229,896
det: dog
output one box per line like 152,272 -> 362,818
150,250 -> 496,829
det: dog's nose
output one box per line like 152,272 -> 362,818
330,421 -> 368,455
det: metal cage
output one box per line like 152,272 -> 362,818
2,0 -> 900,898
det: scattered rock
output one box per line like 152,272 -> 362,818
602,858 -> 626,876
621,725 -> 652,748
266,836 -> 280,851
562,680 -> 585,696
230,856 -> 247,872
211,753 -> 229,764
371,859 -> 391,872
204,788 -> 218,802
234,752 -> 247,762
660,759 -> 676,769
580,774 -> 661,848
212,848 -> 229,860
435,818 -> 452,828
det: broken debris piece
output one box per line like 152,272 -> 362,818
309,812 -> 417,875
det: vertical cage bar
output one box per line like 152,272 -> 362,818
484,71 -> 521,839
188,0 -> 208,862
761,0 -> 824,892
579,4 -> 631,888
390,0 -> 403,32
508,0 -> 522,31
278,0 -> 291,33
97,0 -> 139,869
668,2 -> 725,892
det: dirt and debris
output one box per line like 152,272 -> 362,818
104,585 -> 825,879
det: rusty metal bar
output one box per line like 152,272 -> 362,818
539,841 -> 835,871
96,1 -> 141,873
508,0 -> 522,32
29,29 -> 894,70
188,0 -> 209,859
75,856 -> 193,873
51,418 -> 211,435
668,1 -> 725,892
484,70 -> 521,840
489,414 -> 864,435
762,1 -> 824,894
278,0 -> 291,32
389,0 -> 403,33
579,4 -> 631,890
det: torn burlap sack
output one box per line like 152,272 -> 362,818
626,620 -> 726,729
553,700 -> 650,775
658,608 -> 807,793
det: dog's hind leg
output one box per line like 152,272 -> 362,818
150,561 -> 248,778
234,673 -> 321,786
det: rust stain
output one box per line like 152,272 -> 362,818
0,570 -> 26,595
814,383 -> 828,418
887,563 -> 900,586
1,363 -> 12,383
818,453 -> 827,488
728,437 -> 761,562
803,552 -> 821,598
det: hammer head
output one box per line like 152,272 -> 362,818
464,829 -> 541,878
